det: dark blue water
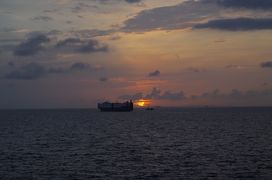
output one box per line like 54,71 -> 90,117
0,108 -> 272,179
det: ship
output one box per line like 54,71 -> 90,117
98,100 -> 133,112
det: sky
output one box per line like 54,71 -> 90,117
1,0 -> 272,108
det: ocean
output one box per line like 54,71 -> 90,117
0,107 -> 272,179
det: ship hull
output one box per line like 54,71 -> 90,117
98,101 -> 133,112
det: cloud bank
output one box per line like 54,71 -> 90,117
194,18 -> 272,31
119,87 -> 186,101
119,87 -> 272,106
4,62 -> 97,80
123,0 -> 272,32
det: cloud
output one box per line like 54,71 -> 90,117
4,62 -> 97,80
119,87 -> 272,105
194,89 -> 223,99
194,18 -> 272,31
10,31 -> 110,58
125,0 -> 141,3
48,62 -> 96,74
71,3 -> 99,13
99,77 -> 108,82
56,38 -> 108,53
13,34 -> 50,56
216,0 -> 272,10
191,88 -> 272,101
122,0 -> 221,32
119,92 -> 143,100
69,29 -> 113,39
261,61 -> 272,68
145,87 -> 161,99
119,87 -> 186,101
148,70 -> 160,77
32,16 -> 53,21
70,62 -> 91,71
77,40 -> 108,53
160,90 -> 186,100
55,38 -> 81,47
122,0 -> 272,32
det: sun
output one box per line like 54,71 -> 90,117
137,101 -> 145,107
135,99 -> 152,107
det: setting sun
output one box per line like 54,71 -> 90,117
135,99 -> 152,107
137,101 -> 145,107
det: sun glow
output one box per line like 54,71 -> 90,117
137,101 -> 145,107
135,99 -> 152,107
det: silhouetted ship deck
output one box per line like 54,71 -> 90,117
98,100 -> 133,112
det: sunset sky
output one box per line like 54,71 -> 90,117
1,0 -> 272,108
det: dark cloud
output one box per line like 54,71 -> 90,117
148,70 -> 160,77
56,38 -> 81,47
216,0 -> 272,10
123,0 -> 220,32
77,40 -> 108,53
48,62 -> 94,73
56,38 -> 108,53
32,16 -> 53,21
70,62 -> 91,71
99,77 -> 108,82
4,63 -> 46,80
261,61 -> 272,68
4,62 -> 96,80
123,0 -> 272,32
125,0 -> 141,3
11,31 -> 109,58
13,34 -> 50,56
194,18 -> 272,31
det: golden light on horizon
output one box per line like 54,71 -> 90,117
135,99 -> 152,107
137,101 -> 145,107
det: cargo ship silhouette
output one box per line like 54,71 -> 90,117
98,100 -> 133,112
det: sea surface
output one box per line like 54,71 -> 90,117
0,107 -> 272,179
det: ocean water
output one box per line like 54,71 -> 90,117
0,107 -> 272,179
